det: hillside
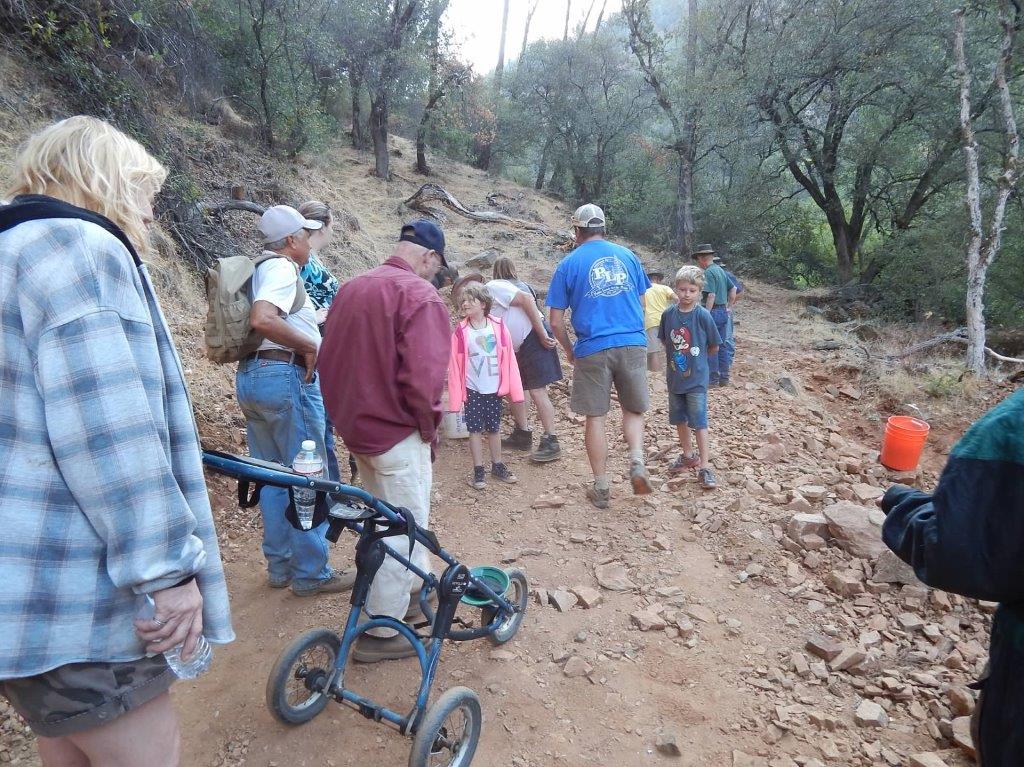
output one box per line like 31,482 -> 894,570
0,47 -> 1020,767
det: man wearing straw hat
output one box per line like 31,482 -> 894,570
692,243 -> 732,386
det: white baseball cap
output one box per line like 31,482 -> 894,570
259,205 -> 323,244
571,203 -> 606,229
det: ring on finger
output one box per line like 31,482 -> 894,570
153,618 -> 167,627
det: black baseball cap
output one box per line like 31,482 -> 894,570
400,220 -> 448,267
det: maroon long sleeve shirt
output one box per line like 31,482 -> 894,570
318,256 -> 451,456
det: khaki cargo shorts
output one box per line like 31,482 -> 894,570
645,327 -> 666,372
0,656 -> 174,737
571,345 -> 650,416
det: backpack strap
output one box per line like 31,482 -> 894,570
0,195 -> 141,266
252,252 -> 309,316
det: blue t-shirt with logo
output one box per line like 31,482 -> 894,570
546,239 -> 651,358
657,305 -> 721,394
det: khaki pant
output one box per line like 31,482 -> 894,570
352,431 -> 433,637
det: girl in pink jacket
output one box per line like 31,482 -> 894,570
448,283 -> 525,489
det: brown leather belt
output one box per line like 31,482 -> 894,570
245,349 -> 302,366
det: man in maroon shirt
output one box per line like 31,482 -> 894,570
319,220 -> 451,662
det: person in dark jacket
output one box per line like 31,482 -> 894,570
880,388 -> 1024,766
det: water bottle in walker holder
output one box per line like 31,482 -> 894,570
292,440 -> 324,530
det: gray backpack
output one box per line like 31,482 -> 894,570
203,252 -> 307,363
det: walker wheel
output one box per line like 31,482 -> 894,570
481,567 -> 528,645
266,628 -> 340,725
408,687 -> 482,767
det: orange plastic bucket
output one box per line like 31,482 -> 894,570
880,416 -> 930,471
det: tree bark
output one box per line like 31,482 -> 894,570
370,94 -> 390,179
349,69 -> 367,149
535,136 -> 553,190
495,0 -> 510,96
955,3 -> 1020,375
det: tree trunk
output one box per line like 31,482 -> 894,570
535,137 -> 553,190
956,8 -> 988,374
349,70 -> 367,149
370,94 -> 390,179
563,0 -> 572,41
675,147 -> 694,257
415,113 -> 431,175
495,0 -> 510,96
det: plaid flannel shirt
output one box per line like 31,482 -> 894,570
0,215 -> 234,679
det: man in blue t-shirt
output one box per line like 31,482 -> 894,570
547,203 -> 652,509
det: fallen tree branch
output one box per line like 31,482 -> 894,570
889,327 -> 1024,363
199,200 -> 267,216
404,183 -> 573,244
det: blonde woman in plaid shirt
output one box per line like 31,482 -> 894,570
0,117 -> 233,766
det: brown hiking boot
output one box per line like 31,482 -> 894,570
530,434 -> 562,463
586,484 -> 610,509
353,633 -> 420,663
292,569 -> 357,597
629,461 -> 652,495
501,428 -> 533,451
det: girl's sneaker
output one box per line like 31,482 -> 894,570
491,462 -> 518,483
668,452 -> 700,474
698,468 -> 718,490
469,465 -> 486,490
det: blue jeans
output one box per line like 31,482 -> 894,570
236,358 -> 331,589
668,389 -> 708,429
324,411 -> 341,483
709,307 -> 733,384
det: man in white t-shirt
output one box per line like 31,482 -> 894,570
483,275 -> 563,462
235,205 -> 350,597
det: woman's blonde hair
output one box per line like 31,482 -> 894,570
674,264 -> 705,288
5,116 -> 167,250
297,200 -> 332,227
492,256 -> 518,281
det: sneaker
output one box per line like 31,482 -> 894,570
491,462 -> 518,483
469,465 -> 486,490
352,633 -> 419,663
501,428 -> 533,451
268,573 -> 291,589
530,434 -> 562,463
698,468 -> 718,490
718,378 -> 730,387
629,461 -> 653,495
586,484 -> 610,509
668,452 -> 700,474
292,569 -> 357,597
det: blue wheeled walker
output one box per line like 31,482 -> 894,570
202,450 -> 528,767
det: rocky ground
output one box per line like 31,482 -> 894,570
2,277 -> 1006,767
0,49 -> 1012,763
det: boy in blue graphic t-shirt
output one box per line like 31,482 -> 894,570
658,265 -> 722,490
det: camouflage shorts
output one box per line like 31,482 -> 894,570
0,656 -> 174,737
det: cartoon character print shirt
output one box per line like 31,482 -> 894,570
657,305 -> 721,394
465,322 -> 500,394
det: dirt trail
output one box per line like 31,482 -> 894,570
162,282 -> 974,767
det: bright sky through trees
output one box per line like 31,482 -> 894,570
445,0 -> 624,75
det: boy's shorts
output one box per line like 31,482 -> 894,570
668,389 -> 708,429
0,655 -> 174,737
571,345 -> 649,416
464,389 -> 502,433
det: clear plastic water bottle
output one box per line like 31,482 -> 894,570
136,595 -> 213,679
292,439 -> 324,530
